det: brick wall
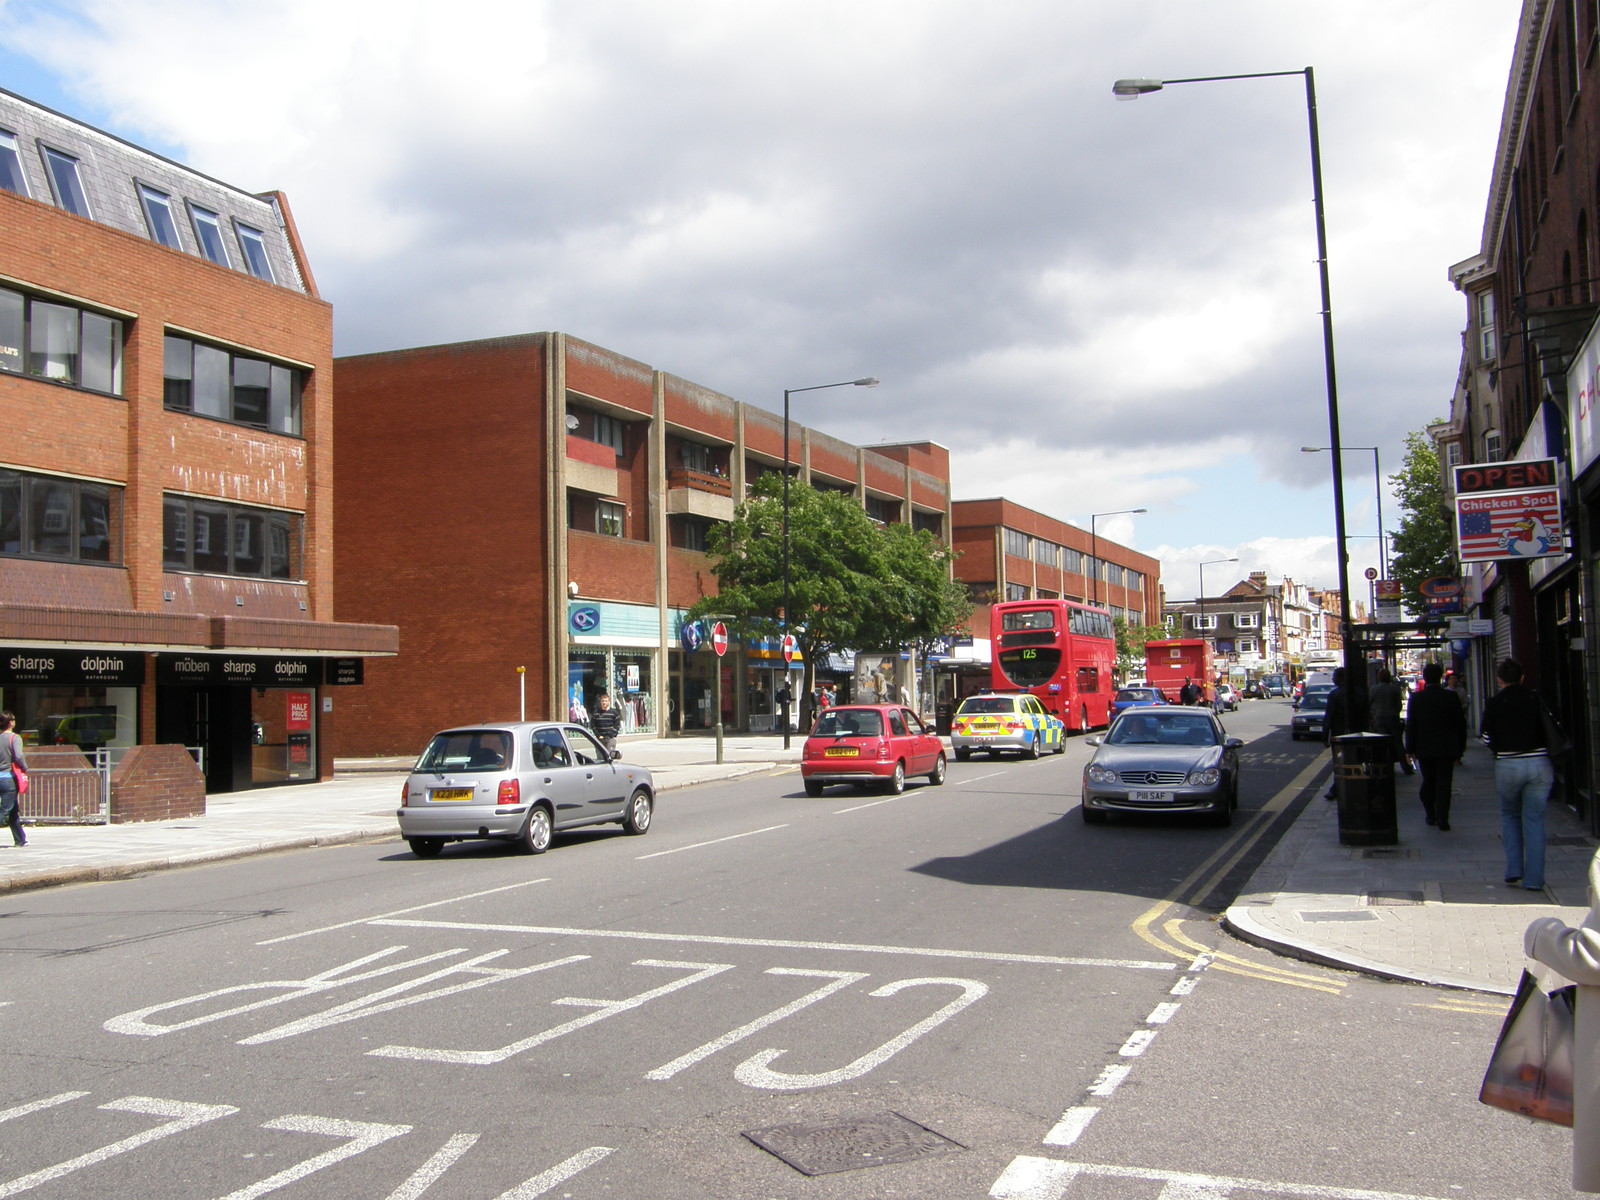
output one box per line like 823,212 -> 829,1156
109,743 -> 205,822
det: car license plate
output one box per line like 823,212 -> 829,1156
430,788 -> 475,802
1131,789 -> 1173,803
824,747 -> 859,758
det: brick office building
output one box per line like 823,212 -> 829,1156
333,332 -> 953,756
0,88 -> 395,793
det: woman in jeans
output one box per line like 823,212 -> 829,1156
0,710 -> 27,847
1481,658 -> 1550,890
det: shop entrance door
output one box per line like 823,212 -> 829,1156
156,685 -> 250,794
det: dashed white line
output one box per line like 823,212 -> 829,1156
833,796 -> 902,814
1118,1029 -> 1158,1057
954,771 -> 1007,786
1145,1001 -> 1181,1024
1086,1064 -> 1131,1097
635,824 -> 789,859
258,880 -> 552,945
989,1155 -> 1080,1198
492,1146 -> 614,1199
1041,1106 -> 1098,1147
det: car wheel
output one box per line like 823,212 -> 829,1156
622,788 -> 653,835
1054,732 -> 1066,755
885,762 -> 906,794
1082,805 -> 1107,825
928,753 -> 947,786
408,837 -> 444,858
1024,737 -> 1040,761
1081,706 -> 1090,732
954,748 -> 971,762
518,804 -> 553,855
986,748 -> 999,759
1210,799 -> 1233,827
805,779 -> 825,797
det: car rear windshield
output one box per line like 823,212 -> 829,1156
417,730 -> 513,772
1299,695 -> 1330,712
813,710 -> 884,737
1115,689 -> 1156,702
1108,714 -> 1217,746
958,697 -> 1016,714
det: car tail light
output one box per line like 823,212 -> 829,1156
399,782 -> 409,807
1006,720 -> 1024,732
877,740 -> 891,761
497,779 -> 519,806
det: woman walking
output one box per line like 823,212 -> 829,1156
0,711 -> 28,847
1481,658 -> 1551,890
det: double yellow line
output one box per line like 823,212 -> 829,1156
1130,755 -> 1347,995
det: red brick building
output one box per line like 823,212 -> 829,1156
333,333 -> 953,755
0,87 -> 394,792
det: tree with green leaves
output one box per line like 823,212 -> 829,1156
1114,617 -> 1170,682
688,475 -> 970,726
1387,425 -> 1457,617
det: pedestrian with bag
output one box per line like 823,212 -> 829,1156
0,711 -> 28,847
589,691 -> 622,756
1524,846 -> 1600,1191
1404,661 -> 1467,829
1369,667 -> 1413,775
1481,658 -> 1553,891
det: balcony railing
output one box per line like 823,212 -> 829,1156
567,437 -> 619,469
667,468 -> 732,497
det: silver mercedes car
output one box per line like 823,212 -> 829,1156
1080,705 -> 1242,826
397,721 -> 655,857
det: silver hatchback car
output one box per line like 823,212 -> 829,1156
397,721 -> 655,857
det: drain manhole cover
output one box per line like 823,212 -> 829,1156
1366,890 -> 1425,906
1549,836 -> 1593,847
1356,847 -> 1417,859
742,1111 -> 966,1176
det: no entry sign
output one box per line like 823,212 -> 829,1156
712,622 -> 729,657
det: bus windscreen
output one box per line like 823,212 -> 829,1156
997,647 -> 1061,687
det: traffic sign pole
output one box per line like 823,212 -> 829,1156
711,621 -> 728,764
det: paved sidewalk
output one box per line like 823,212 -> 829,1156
1224,738 -> 1595,995
0,733 -> 801,895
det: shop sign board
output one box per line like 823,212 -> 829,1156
1452,459 -> 1563,563
1374,578 -> 1402,622
1570,317 -> 1600,476
326,658 -> 364,686
155,654 -> 325,687
0,648 -> 145,686
1418,576 -> 1462,615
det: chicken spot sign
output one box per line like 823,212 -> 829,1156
1452,458 -> 1564,564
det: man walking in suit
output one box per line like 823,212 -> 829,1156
1405,661 -> 1468,830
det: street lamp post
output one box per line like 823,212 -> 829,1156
1197,555 -> 1239,638
1113,67 -> 1363,728
1302,445 -> 1385,577
782,376 -> 878,748
1088,508 -> 1148,607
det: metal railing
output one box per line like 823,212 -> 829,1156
18,745 -> 206,826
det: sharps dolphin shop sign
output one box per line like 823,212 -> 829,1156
1452,458 -> 1564,564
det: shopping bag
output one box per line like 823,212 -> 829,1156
1480,969 -> 1576,1126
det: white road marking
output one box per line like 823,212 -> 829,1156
989,1155 -> 1081,1199
635,824 -> 788,859
1016,1158 -> 1465,1199
0,1096 -> 237,1198
734,976 -> 988,1090
954,771 -> 1007,786
213,1115 -> 410,1200
646,967 -> 867,1080
832,796 -> 901,813
1145,1001 -> 1180,1024
1169,974 -> 1200,996
1118,1029 -> 1158,1057
258,880 -> 552,945
372,959 -> 734,1065
369,919 -> 1175,972
1041,1106 -> 1098,1147
0,1093 -> 87,1126
383,1133 -> 479,1200
492,1146 -> 614,1199
1086,1064 -> 1130,1096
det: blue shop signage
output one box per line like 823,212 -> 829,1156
569,605 -> 602,635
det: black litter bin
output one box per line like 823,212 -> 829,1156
1332,731 -> 1398,846
935,703 -> 953,737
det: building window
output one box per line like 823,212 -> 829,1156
189,205 -> 231,266
674,515 -> 713,551
1477,291 -> 1496,361
592,413 -> 624,454
163,334 -> 302,435
1063,548 -> 1082,574
912,509 -> 942,537
1238,638 -> 1257,654
0,470 -> 120,564
0,130 -> 29,197
163,495 -> 296,579
1484,429 -> 1503,462
137,184 -> 183,250
1035,540 -> 1059,567
1104,564 -> 1124,588
597,500 -> 625,537
1004,583 -> 1029,601
677,440 -> 715,474
1235,613 -> 1259,628
236,223 -> 276,282
1125,569 -> 1143,592
1003,528 -> 1032,558
865,495 -> 899,524
1193,614 -> 1217,631
1446,441 -> 1463,470
40,146 -> 90,217
0,286 -> 123,394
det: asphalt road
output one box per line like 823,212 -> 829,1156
0,701 -> 1577,1198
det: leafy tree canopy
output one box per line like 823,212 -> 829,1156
1114,618 -> 1171,681
1387,424 -> 1457,617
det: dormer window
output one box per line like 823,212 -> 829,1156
236,223 -> 275,282
189,205 -> 230,266
137,184 -> 183,250
40,146 -> 89,217
0,131 -> 29,197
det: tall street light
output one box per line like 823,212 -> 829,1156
1197,556 -> 1239,638
1113,67 -> 1362,728
1089,508 -> 1147,607
782,376 -> 878,748
1302,445 -> 1385,578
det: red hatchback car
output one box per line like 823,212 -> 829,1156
801,704 -> 947,796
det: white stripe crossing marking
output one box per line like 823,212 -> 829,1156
492,1146 -> 614,1199
1146,1001 -> 1181,1024
368,919 -> 1176,971
383,1134 -> 480,1200
0,1097 -> 237,1198
1042,1106 -> 1098,1147
0,1093 -> 87,1126
1086,1064 -> 1130,1097
989,1155 -> 1081,1199
214,1115 -> 410,1200
1118,1029 -> 1158,1057
635,824 -> 789,859
258,880 -> 552,945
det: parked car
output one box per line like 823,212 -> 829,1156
801,704 -> 945,796
1112,686 -> 1168,719
1080,706 -> 1243,826
1290,692 -> 1331,740
1259,674 -> 1290,698
1214,684 -> 1240,711
950,691 -> 1066,760
397,721 -> 655,857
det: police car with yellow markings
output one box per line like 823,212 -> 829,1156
950,691 -> 1066,760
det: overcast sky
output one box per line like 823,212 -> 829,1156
2,0 -> 1521,606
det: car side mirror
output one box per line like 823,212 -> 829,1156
611,748 -> 623,761
1224,738 -> 1243,749
1086,735 -> 1102,747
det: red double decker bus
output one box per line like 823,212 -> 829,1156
990,598 -> 1117,732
